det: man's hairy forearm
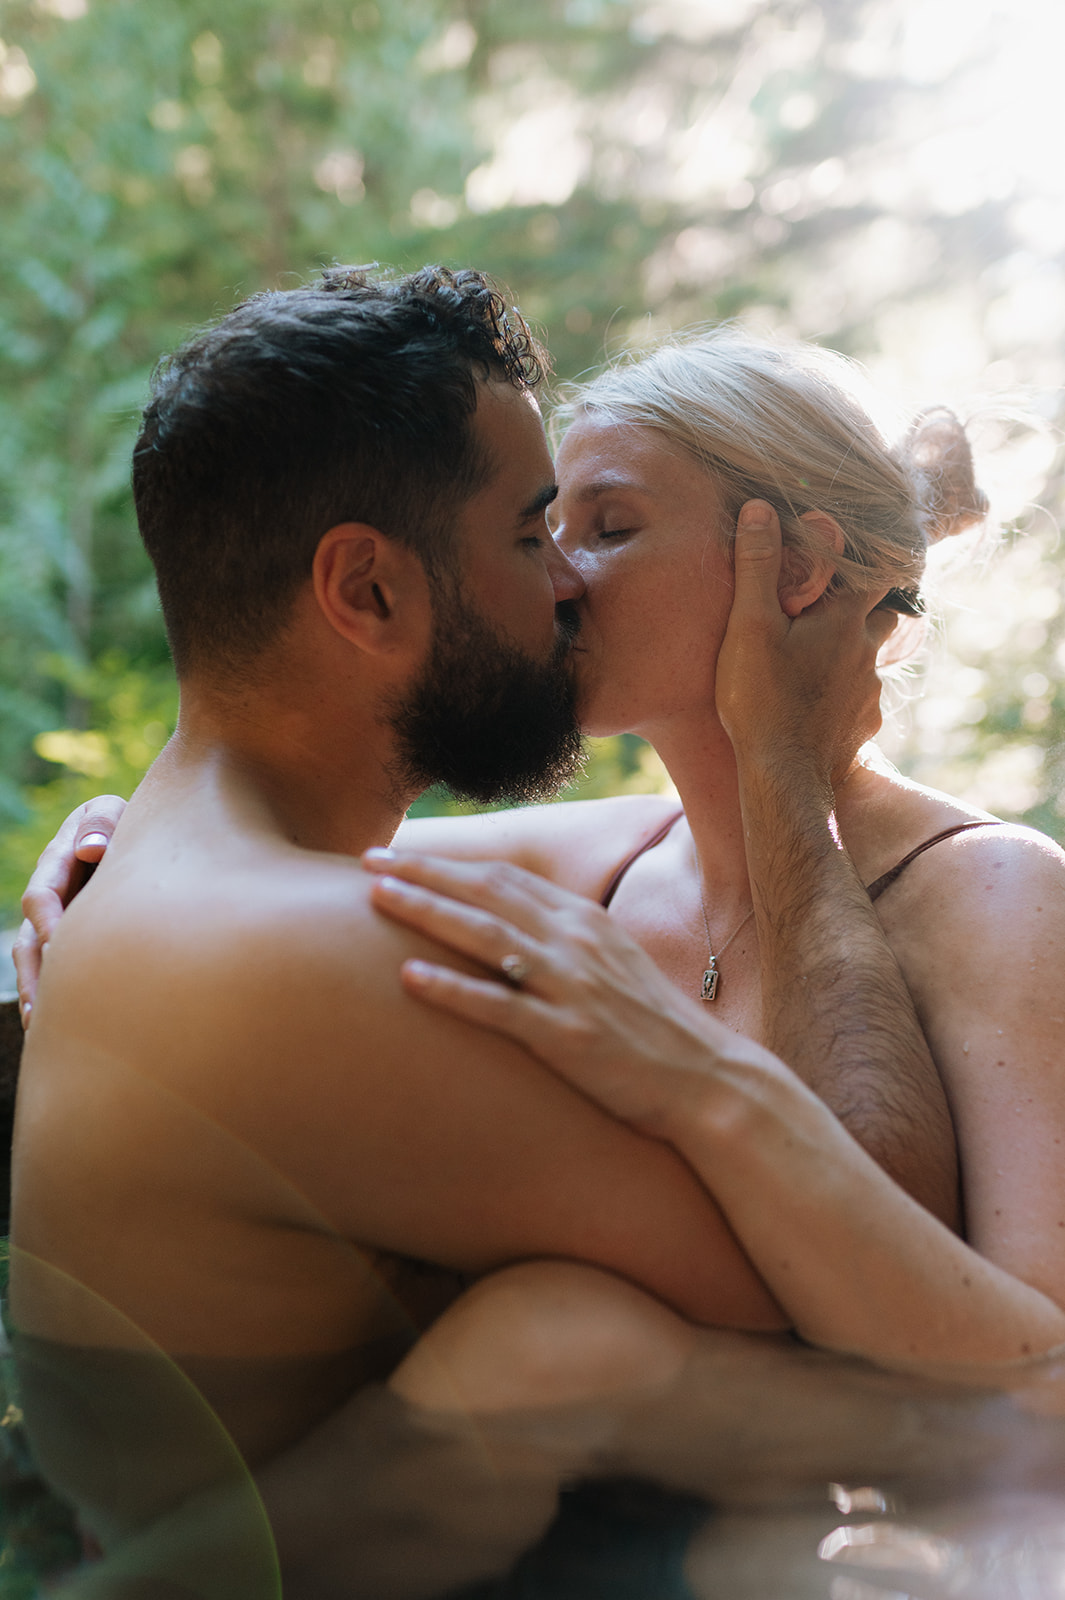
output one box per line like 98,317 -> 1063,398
738,754 -> 961,1230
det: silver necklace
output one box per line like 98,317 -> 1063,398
697,889 -> 755,1002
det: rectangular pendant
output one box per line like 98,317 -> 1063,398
701,967 -> 719,1002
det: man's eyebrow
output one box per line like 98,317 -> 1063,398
519,484 -> 559,522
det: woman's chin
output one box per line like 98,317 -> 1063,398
574,684 -> 614,740
574,696 -> 634,742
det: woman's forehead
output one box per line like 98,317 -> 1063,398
556,414 -> 719,505
560,415 -> 683,475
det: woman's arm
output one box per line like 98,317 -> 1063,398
886,823 -> 1065,1310
362,847 -> 1065,1368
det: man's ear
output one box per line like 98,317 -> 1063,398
312,523 -> 425,655
778,509 -> 845,618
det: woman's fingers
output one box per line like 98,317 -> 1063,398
364,847 -> 587,923
22,795 -> 124,923
370,855 -> 749,1137
11,918 -> 42,1028
400,961 -> 624,1105
13,794 -> 126,1026
400,959 -> 552,1047
399,952 -> 716,1136
72,795 -> 126,860
371,874 -> 551,987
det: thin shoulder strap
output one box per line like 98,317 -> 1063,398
600,809 -> 684,909
865,820 -> 1004,903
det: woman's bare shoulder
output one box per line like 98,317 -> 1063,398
394,794 -> 683,898
866,766 -> 1065,961
844,750 -> 1010,881
908,814 -> 1065,907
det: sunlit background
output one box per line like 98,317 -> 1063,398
1,0 -> 1065,927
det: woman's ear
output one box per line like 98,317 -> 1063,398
312,523 -> 427,655
778,509 -> 845,618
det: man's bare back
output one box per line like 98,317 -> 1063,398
12,746 -> 781,1469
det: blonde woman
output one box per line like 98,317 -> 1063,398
357,332 -> 1065,1382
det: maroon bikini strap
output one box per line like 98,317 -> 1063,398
599,812 -> 1001,911
865,820 -> 1004,903
599,809 -> 684,908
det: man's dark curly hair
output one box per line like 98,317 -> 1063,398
132,265 -> 550,677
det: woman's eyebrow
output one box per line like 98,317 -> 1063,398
572,475 -> 650,502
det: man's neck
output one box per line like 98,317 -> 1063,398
165,686 -> 417,858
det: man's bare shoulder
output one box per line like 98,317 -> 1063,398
18,819 -> 781,1329
30,838 -> 409,1084
395,793 -> 682,896
47,835 -> 375,971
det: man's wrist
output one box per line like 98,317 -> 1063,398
743,747 -> 833,798
739,775 -> 844,878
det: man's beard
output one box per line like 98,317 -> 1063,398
388,587 -> 584,806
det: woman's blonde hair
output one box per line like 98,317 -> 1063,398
554,330 -> 988,597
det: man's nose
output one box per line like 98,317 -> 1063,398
546,537 -> 585,603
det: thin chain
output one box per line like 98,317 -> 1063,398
697,880 -> 754,1002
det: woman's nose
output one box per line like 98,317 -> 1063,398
546,537 -> 585,603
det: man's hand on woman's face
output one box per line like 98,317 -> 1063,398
13,795 -> 126,1026
715,499 -> 897,785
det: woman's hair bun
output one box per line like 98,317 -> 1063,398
903,407 -> 989,544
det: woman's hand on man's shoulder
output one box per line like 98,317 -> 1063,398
13,794 -> 126,1025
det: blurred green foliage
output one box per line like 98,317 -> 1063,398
0,654 -> 176,915
407,733 -> 677,821
0,0 -> 1063,926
